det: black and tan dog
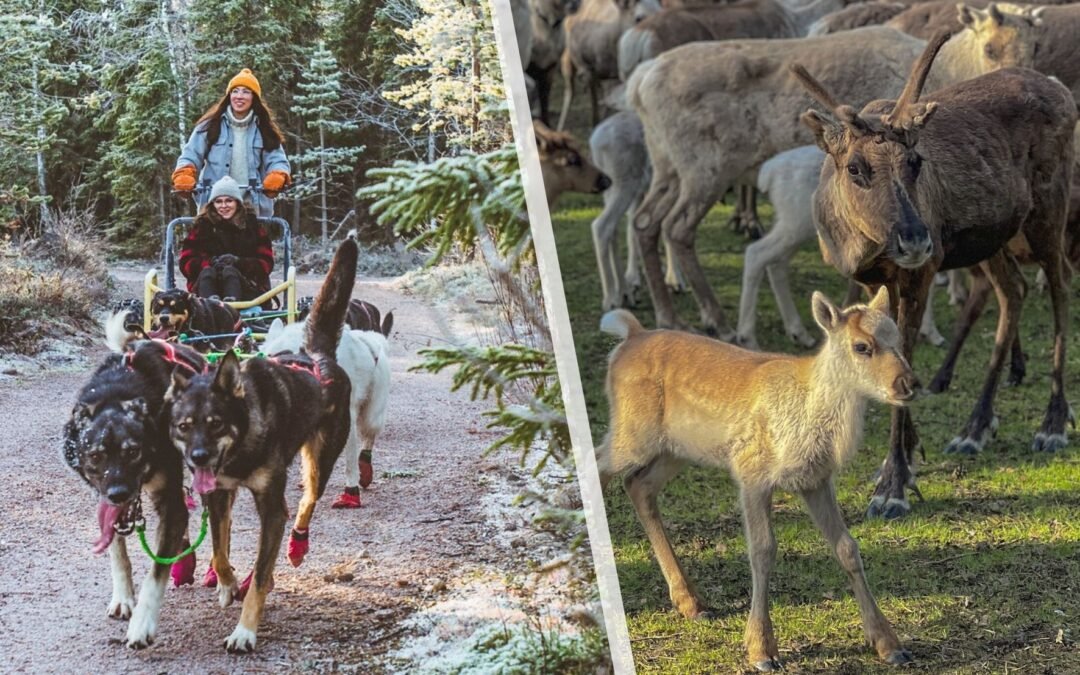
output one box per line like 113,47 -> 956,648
149,288 -> 242,352
298,296 -> 393,337
166,237 -> 358,653
63,314 -> 206,648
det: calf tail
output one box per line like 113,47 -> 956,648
303,233 -> 359,360
600,309 -> 644,340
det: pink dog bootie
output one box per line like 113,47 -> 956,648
170,542 -> 196,587
287,528 -> 309,567
236,570 -> 275,601
332,486 -> 362,509
203,565 -> 218,588
359,449 -> 374,488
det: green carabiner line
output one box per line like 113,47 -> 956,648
137,508 -> 209,565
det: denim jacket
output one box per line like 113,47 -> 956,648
175,119 -> 290,218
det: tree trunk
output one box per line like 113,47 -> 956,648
32,58 -> 48,225
159,0 -> 185,149
319,124 -> 327,245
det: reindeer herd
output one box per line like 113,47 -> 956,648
513,0 -> 1078,667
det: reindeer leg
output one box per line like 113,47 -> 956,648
593,180 -> 634,311
944,251 -> 1022,455
741,185 -> 764,240
741,485 -> 781,671
1031,241 -> 1072,452
664,180 -> 731,338
803,480 -> 911,665
739,212 -> 814,349
929,268 -> 991,394
868,272 -> 931,519
623,455 -> 710,619
634,162 -> 685,330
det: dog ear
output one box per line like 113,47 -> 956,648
166,366 -> 192,401
267,318 -> 284,341
213,351 -> 245,399
73,401 -> 97,421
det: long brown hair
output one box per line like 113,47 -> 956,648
193,91 -> 285,151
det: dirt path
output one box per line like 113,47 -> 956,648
0,268 -> 591,673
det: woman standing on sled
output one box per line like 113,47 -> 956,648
171,68 -> 291,218
179,176 -> 274,302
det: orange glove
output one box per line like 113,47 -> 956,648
172,165 -> 197,193
262,170 -> 290,197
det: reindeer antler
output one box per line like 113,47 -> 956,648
885,29 -> 952,129
790,64 -> 872,136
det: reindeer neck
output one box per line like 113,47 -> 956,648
800,349 -> 869,467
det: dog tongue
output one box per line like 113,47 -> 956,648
193,467 -> 217,495
93,501 -> 124,555
148,327 -> 171,339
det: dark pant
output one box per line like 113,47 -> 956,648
195,265 -> 245,300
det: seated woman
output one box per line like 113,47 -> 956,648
179,176 -> 274,304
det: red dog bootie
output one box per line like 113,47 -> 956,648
359,449 -> 373,488
203,566 -> 218,588
287,528 -> 309,567
170,544 -> 196,587
236,570 -> 275,601
332,486 -> 362,509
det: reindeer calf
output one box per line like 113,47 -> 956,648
597,288 -> 915,671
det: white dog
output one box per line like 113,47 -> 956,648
264,317 -> 391,508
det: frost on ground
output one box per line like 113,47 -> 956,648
385,445 -> 603,675
395,259 -> 506,337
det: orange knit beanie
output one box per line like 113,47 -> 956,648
226,68 -> 262,98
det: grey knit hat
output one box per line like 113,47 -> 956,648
209,176 -> 243,203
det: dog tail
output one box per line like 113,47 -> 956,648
104,311 -> 139,352
380,311 -> 394,338
600,309 -> 644,341
303,234 -> 359,359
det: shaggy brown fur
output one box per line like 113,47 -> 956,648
794,32 -> 1076,519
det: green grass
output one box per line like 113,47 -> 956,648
551,192 -> 1080,673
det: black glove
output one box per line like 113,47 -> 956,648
212,254 -> 238,269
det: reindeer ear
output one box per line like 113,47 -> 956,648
868,286 -> 892,314
213,351 -> 245,399
811,291 -> 843,332
801,110 -> 844,155
1028,6 -> 1045,25
989,3 -> 1005,25
957,3 -> 976,27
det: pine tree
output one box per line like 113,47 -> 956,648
0,2 -> 76,225
292,40 -> 364,244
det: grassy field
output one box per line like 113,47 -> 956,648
550,193 -> 1080,673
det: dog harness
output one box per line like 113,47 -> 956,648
268,353 -> 332,385
123,339 -> 208,376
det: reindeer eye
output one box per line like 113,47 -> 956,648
568,153 -> 582,167
847,164 -> 859,176
853,341 -> 873,356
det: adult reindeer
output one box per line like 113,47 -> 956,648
792,32 -> 1075,518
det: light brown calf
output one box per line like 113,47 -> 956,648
597,288 -> 915,671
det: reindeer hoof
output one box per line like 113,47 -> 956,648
754,658 -> 783,671
867,495 -> 910,520
1032,432 -> 1068,453
885,648 -> 913,665
944,437 -> 980,455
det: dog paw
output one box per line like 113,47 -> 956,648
224,625 -> 257,653
218,581 -> 238,608
107,595 -> 134,620
287,528 -> 309,567
125,607 -> 157,649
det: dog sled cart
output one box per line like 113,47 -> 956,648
143,181 -> 298,345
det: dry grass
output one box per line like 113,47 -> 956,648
0,210 -> 110,355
